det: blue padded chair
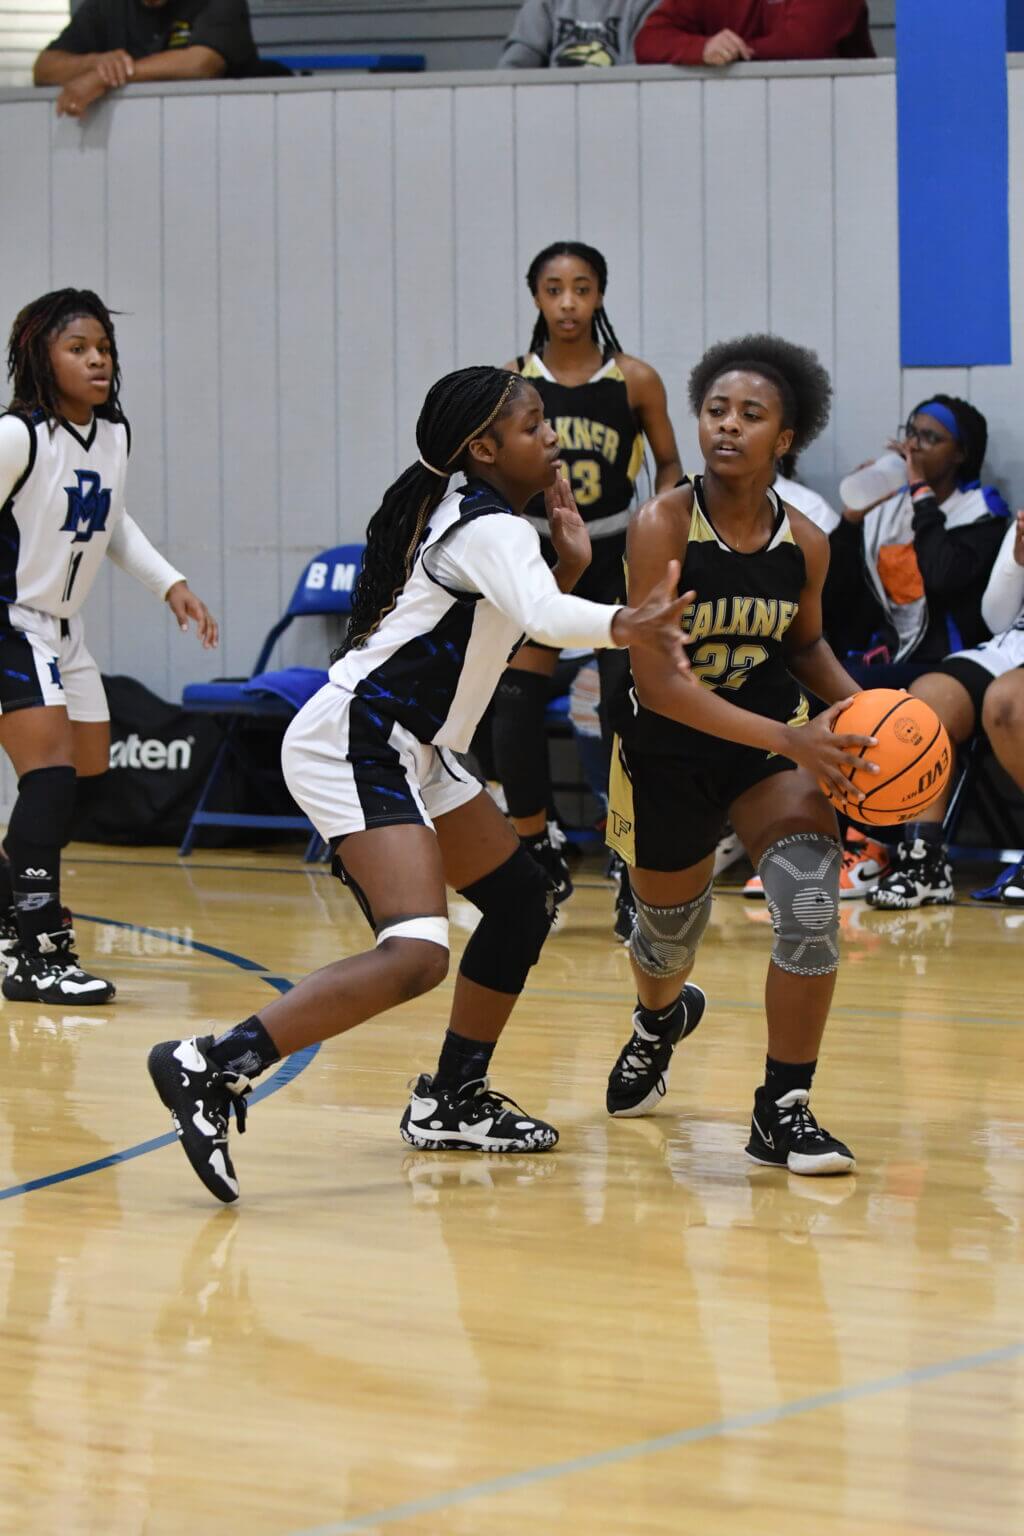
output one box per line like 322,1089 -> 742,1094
178,543 -> 364,857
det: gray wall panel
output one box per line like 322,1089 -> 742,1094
334,90 -> 397,522
453,85 -> 517,369
512,83 -> 578,343
161,95 -> 224,693
218,95 -> 281,679
832,71 -> 900,491
767,75 -> 835,487
637,80 -> 705,477
106,97 -> 168,696
703,78 -> 769,343
0,61 -> 1021,764
965,70 -> 1024,504
0,102 -> 52,310
577,82 -> 642,350
393,88 -> 455,464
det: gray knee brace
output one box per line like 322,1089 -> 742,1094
629,881 -> 712,978
758,833 -> 841,977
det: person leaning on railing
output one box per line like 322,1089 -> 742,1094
635,0 -> 874,67
33,0 -> 261,119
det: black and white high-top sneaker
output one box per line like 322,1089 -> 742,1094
524,823 -> 573,906
746,1086 -> 855,1175
606,984 -> 706,1117
148,1035 -> 252,1202
866,836 -> 953,910
2,926 -> 115,1005
399,1074 -> 559,1152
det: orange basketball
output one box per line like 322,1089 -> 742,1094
819,688 -> 952,827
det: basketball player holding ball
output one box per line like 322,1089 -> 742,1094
605,335 -> 875,1175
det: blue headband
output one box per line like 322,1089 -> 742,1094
914,401 -> 960,441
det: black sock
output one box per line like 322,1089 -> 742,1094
7,766 -> 75,951
0,851 -> 12,911
432,1029 -> 496,1092
906,821 -> 945,847
207,1016 -> 281,1079
637,994 -> 683,1037
765,1055 -> 816,1100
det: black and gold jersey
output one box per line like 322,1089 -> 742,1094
518,350 -> 644,540
613,476 -> 809,756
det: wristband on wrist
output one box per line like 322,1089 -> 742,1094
910,481 -> 932,503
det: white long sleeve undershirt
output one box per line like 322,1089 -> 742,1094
106,512 -> 186,600
981,520 -> 1024,634
428,512 -> 620,650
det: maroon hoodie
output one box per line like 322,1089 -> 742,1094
636,0 -> 874,65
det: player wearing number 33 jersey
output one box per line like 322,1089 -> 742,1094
0,407 -> 184,720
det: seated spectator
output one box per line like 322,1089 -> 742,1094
34,0 -> 260,118
499,0 -> 662,66
823,397 -> 1009,689
636,1 -> 874,67
775,452 -> 841,535
866,509 -> 1024,911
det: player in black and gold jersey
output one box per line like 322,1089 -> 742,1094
491,241 -> 682,910
606,335 -> 875,1175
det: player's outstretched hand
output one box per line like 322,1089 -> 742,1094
167,581 -> 219,650
544,465 -> 592,577
610,561 -> 695,678
785,697 -> 877,805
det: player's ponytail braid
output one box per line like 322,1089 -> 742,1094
6,289 -> 124,424
336,366 -> 524,657
525,241 -> 624,359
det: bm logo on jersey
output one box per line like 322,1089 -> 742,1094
62,471 -> 111,544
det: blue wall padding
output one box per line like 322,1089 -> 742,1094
896,0 -> 1012,365
1009,0 -> 1024,52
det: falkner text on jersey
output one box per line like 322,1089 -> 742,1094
683,596 -> 799,645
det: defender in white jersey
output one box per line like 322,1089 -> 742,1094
0,289 -> 217,1003
148,365 -> 691,1203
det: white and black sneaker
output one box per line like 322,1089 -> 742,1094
3,927 -> 115,1005
606,984 -> 706,1117
524,823 -> 573,906
148,1035 -> 252,1202
746,1086 -> 855,1176
399,1074 -> 559,1152
866,837 -> 953,910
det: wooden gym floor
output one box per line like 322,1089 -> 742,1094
1,842 -> 1021,1535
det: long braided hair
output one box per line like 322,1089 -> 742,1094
6,289 -> 124,424
525,241 -> 624,358
336,366 -> 524,657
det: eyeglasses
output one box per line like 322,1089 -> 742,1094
903,422 -> 950,449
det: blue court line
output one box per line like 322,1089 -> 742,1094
0,917 -> 315,1202
293,1339 -> 1024,1535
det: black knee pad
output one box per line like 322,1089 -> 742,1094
492,669 -> 552,818
458,845 -> 555,995
7,766 -> 77,859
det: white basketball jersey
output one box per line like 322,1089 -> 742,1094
0,411 -> 130,618
329,482 -> 529,753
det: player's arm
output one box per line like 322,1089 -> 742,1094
621,356 -> 684,492
782,508 -> 863,703
627,491 -> 872,800
0,416 -> 32,505
107,511 -> 219,648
